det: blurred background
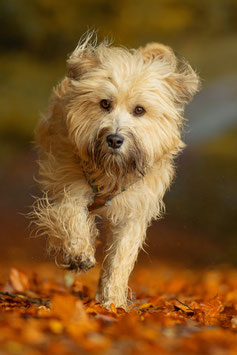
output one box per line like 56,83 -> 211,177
0,0 -> 236,268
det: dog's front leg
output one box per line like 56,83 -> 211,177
96,218 -> 147,309
34,193 -> 98,272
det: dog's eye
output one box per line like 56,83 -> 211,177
134,106 -> 146,116
100,99 -> 111,110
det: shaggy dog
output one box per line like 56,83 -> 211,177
33,33 -> 200,309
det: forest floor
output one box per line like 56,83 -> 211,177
0,260 -> 237,355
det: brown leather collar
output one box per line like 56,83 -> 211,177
83,170 -> 125,211
88,192 -> 118,211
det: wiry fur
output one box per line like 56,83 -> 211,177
32,33 -> 200,309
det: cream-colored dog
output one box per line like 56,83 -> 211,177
33,33 -> 199,309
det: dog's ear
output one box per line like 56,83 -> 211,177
140,42 -> 177,69
67,47 -> 99,80
140,42 -> 200,104
166,62 -> 200,105
67,34 -> 100,80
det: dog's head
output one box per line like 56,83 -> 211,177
65,33 -> 200,178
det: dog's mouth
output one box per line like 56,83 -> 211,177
86,129 -> 148,178
107,148 -> 121,155
88,145 -> 146,179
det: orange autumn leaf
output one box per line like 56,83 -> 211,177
9,268 -> 30,292
202,295 -> 224,315
49,319 -> 64,334
110,303 -> 117,314
191,295 -> 224,325
1,263 -> 237,354
51,294 -> 78,320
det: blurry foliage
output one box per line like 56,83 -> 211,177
165,127 -> 237,251
1,0 -> 237,56
1,0 -> 237,144
0,53 -> 64,161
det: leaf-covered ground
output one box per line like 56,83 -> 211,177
0,262 -> 237,355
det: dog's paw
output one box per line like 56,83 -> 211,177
95,293 -> 129,311
100,300 -> 129,311
65,255 -> 96,272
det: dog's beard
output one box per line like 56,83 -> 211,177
88,131 -> 148,180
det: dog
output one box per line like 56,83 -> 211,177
33,32 -> 200,309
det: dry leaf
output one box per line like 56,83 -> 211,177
0,264 -> 237,354
9,268 -> 30,292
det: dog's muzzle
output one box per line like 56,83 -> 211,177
106,134 -> 124,149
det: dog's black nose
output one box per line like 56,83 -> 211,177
106,134 -> 124,149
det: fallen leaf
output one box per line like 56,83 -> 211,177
9,268 -> 30,292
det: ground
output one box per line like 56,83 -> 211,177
0,260 -> 237,355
